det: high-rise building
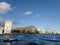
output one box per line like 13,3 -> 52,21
4,20 -> 12,33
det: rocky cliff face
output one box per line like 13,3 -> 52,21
11,25 -> 37,34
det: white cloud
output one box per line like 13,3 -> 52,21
0,2 -> 11,14
24,11 -> 32,15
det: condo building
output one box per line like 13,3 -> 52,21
4,20 -> 12,34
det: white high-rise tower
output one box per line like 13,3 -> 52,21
4,20 -> 12,33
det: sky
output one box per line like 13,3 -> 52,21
0,0 -> 60,31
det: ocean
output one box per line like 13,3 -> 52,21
0,34 -> 60,45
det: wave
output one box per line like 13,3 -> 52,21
39,37 -> 60,42
1,38 -> 20,42
0,34 -> 60,45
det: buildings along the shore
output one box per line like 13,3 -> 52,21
0,20 -> 12,34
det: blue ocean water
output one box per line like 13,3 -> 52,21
0,34 -> 60,45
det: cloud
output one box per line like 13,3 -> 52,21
24,11 -> 32,15
0,2 -> 11,14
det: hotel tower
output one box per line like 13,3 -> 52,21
4,20 -> 12,34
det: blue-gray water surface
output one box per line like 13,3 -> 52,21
0,34 -> 60,45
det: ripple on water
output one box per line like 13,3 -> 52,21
0,34 -> 60,45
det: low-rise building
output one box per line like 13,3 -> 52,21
37,28 -> 46,34
47,29 -> 55,34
